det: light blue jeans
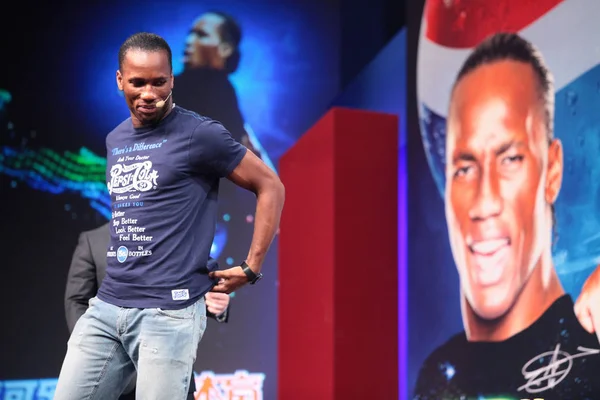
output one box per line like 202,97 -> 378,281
53,296 -> 207,400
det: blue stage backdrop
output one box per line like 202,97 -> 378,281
407,0 -> 600,399
0,1 -> 339,399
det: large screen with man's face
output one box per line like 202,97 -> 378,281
407,0 -> 600,399
0,1 -> 339,398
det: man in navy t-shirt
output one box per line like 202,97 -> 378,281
54,32 -> 285,400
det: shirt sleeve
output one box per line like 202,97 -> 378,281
188,119 -> 247,178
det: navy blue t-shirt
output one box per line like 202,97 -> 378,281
97,105 -> 247,309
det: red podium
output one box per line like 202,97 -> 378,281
278,107 -> 398,399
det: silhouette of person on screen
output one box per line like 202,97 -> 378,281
177,11 -> 260,158
413,32 -> 600,400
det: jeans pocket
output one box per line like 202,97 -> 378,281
157,303 -> 195,320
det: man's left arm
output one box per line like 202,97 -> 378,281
210,149 -> 285,293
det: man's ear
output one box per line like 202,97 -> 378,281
218,42 -> 233,59
116,70 -> 124,91
546,138 -> 563,205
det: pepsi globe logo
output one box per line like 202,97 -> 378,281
117,246 -> 128,263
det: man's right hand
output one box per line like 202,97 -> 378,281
209,266 -> 249,294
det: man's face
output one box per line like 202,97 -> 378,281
183,13 -> 231,70
116,49 -> 173,127
445,60 -> 562,320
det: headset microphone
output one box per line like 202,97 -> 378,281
156,91 -> 172,109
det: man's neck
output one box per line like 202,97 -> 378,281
463,251 -> 565,342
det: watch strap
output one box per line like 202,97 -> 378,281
241,261 -> 263,284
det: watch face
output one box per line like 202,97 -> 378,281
252,273 -> 263,284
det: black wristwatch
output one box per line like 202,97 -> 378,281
241,261 -> 263,285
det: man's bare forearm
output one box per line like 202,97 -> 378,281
245,180 -> 285,271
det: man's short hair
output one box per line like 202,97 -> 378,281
452,32 -> 555,140
118,32 -> 173,72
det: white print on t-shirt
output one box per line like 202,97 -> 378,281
107,160 -> 159,194
518,343 -> 600,394
111,140 -> 166,156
